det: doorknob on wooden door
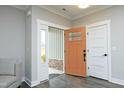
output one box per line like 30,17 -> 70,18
83,49 -> 86,62
83,53 -> 86,62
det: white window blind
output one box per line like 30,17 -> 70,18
48,26 -> 64,60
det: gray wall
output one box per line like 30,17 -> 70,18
25,7 -> 32,81
72,6 -> 124,80
0,6 -> 25,78
31,6 -> 71,82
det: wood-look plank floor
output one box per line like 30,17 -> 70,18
21,74 -> 124,88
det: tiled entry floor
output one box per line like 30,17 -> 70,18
20,74 -> 124,88
49,67 -> 63,79
49,68 -> 63,74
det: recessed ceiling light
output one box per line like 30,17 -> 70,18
78,5 -> 90,9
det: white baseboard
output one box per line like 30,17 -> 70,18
25,77 -> 40,87
111,78 -> 124,86
25,77 -> 31,87
31,80 -> 40,87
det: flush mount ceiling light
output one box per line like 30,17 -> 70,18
78,5 -> 90,9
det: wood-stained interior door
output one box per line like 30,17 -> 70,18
64,27 -> 86,77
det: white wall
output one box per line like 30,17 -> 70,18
0,6 -> 25,78
31,6 -> 71,82
72,6 -> 124,81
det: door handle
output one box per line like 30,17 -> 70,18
103,54 -> 107,56
83,50 -> 86,62
83,53 -> 86,62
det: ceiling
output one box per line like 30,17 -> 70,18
39,5 -> 113,20
11,5 -> 113,20
11,5 -> 29,11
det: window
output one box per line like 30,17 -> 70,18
69,32 -> 81,41
41,30 -> 46,63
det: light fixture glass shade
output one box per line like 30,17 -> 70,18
78,5 -> 90,9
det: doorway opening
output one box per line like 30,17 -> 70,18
38,24 -> 49,83
38,19 -> 71,84
64,27 -> 86,77
38,21 -> 65,82
48,26 -> 64,79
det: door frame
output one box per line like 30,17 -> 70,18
37,22 -> 49,83
64,27 -> 86,77
37,19 -> 69,82
86,20 -> 111,81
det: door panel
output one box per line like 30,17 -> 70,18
38,25 -> 49,82
68,45 -> 76,74
64,27 -> 86,77
87,24 -> 108,80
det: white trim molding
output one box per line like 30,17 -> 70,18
37,19 -> 66,82
25,77 -> 40,87
37,19 -> 70,30
86,20 -> 112,81
25,77 -> 31,87
31,80 -> 40,87
111,78 -> 124,86
37,20 -> 49,84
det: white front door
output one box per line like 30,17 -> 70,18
87,23 -> 109,80
38,24 -> 49,82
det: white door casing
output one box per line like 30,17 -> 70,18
37,23 -> 49,82
86,20 -> 111,81
37,19 -> 68,83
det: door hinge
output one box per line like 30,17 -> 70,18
87,32 -> 89,35
88,67 -> 90,69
